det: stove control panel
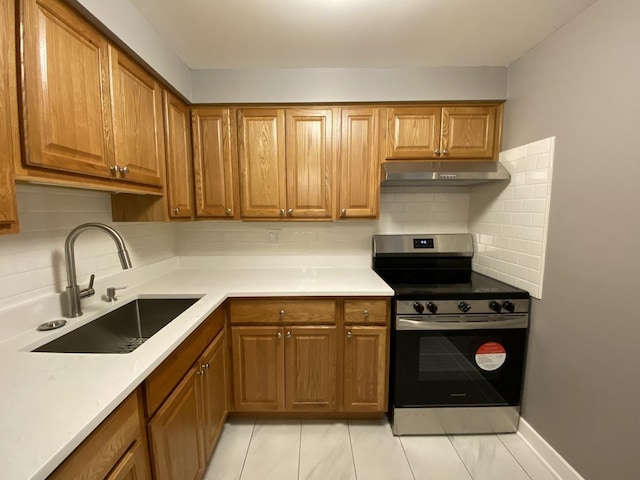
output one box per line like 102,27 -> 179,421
397,299 -> 530,316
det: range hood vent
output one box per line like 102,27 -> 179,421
381,161 -> 510,187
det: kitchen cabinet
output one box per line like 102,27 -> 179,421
386,104 -> 502,160
109,46 -> 165,186
49,390 -> 151,480
0,0 -> 19,235
230,298 -> 339,412
17,0 -> 164,194
191,107 -> 239,218
336,107 -> 382,219
237,107 -> 335,220
343,298 -> 389,412
146,308 -> 227,480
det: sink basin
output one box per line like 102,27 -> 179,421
33,297 -> 200,354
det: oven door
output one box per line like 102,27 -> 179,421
393,316 -> 527,408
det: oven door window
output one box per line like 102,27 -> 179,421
394,329 -> 526,407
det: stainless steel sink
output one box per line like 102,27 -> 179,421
33,298 -> 200,354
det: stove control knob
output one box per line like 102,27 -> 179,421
489,301 -> 502,313
413,302 -> 425,314
458,301 -> 471,313
426,302 -> 438,314
502,301 -> 515,313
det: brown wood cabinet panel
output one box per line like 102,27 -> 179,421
145,307 -> 225,418
191,107 -> 238,218
198,330 -> 228,461
148,366 -> 205,480
337,108 -> 380,219
237,108 -> 286,218
105,440 -> 151,480
164,91 -> 194,218
109,46 -> 164,186
344,299 -> 389,325
0,0 -> 19,234
386,106 -> 442,159
343,326 -> 388,412
441,105 -> 499,159
284,326 -> 337,411
229,298 -> 336,325
49,391 -> 142,480
231,326 -> 285,411
284,108 -> 334,219
20,0 -> 115,178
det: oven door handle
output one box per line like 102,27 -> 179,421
396,315 -> 528,330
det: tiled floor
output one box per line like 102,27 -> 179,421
203,418 -> 558,480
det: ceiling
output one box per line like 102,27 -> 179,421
130,0 -> 597,70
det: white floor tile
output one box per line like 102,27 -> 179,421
299,420 -> 356,480
450,434 -> 530,480
400,435 -> 473,480
203,419 -> 255,480
348,418 -> 415,480
240,419 -> 301,480
498,434 -> 558,480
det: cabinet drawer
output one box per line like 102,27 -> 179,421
49,391 -> 142,480
230,299 -> 336,324
344,299 -> 389,325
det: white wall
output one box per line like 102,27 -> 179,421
191,67 -> 507,103
504,0 -> 640,478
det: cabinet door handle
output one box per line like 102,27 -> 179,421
286,331 -> 292,338
277,332 -> 282,338
340,208 -> 347,217
442,148 -> 449,156
225,208 -> 232,216
172,207 -> 180,214
196,369 -> 204,376
347,331 -> 352,338
120,165 -> 130,176
280,309 -> 285,317
434,148 -> 440,156
279,209 -> 285,216
286,208 -> 293,216
110,165 -> 120,175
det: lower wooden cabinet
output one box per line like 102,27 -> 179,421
148,329 -> 228,480
343,325 -> 388,412
105,441 -> 151,480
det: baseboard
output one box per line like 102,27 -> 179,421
517,418 -> 585,480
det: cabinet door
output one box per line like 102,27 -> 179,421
231,326 -> 285,411
285,108 -> 334,219
386,107 -> 441,159
337,108 -> 380,219
192,108 -> 238,218
105,441 -> 151,480
343,326 -> 388,412
109,46 -> 164,186
164,91 -> 194,218
284,326 -> 338,411
237,109 -> 286,218
441,106 -> 499,159
1,0 -> 19,234
148,366 -> 205,480
198,330 -> 228,461
20,0 -> 115,178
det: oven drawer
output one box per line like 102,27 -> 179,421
344,299 -> 389,325
230,298 -> 336,324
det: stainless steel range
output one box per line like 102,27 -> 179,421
372,234 -> 530,435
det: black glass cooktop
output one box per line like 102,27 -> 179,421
390,272 -> 530,300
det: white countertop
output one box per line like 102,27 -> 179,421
0,258 -> 393,480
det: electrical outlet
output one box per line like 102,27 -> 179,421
267,229 -> 281,244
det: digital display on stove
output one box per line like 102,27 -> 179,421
413,238 -> 434,249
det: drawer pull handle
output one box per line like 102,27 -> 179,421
363,310 -> 369,317
277,332 -> 282,338
280,309 -> 285,316
286,331 -> 292,338
347,331 -> 352,338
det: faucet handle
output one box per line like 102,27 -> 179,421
79,274 -> 96,299
106,286 -> 128,302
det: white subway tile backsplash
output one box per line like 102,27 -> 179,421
469,137 -> 554,299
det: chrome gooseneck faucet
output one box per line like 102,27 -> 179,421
64,223 -> 132,317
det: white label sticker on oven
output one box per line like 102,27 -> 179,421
475,342 -> 507,371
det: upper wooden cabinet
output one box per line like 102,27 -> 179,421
1,0 -> 19,235
337,108 -> 381,219
109,46 -> 164,186
237,108 -> 335,220
191,107 -> 239,218
164,91 -> 195,219
20,0 -> 115,178
386,104 -> 502,160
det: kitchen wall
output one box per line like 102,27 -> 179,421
0,185 -> 175,312
504,0 -> 640,478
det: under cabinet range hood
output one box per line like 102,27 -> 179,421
381,160 -> 510,187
